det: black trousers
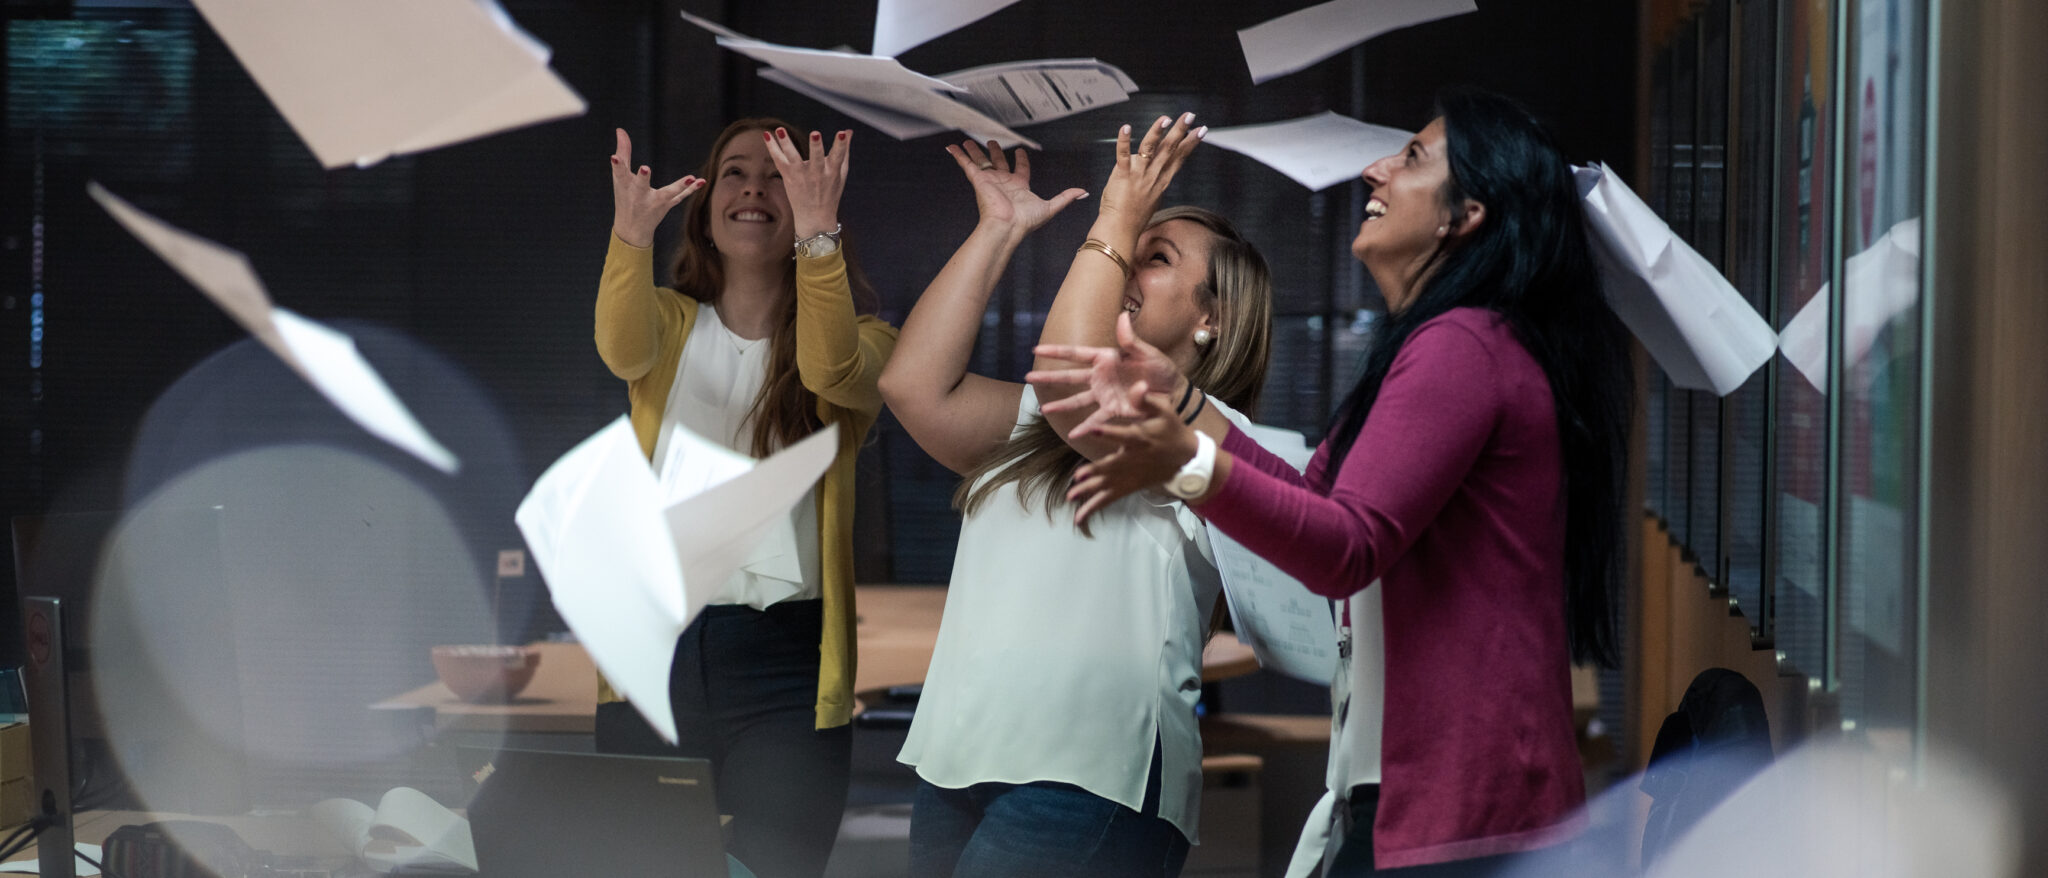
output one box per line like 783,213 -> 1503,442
1325,785 -> 1513,878
594,599 -> 851,878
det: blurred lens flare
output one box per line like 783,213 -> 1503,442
91,444 -> 504,811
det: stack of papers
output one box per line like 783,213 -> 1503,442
515,419 -> 838,743
190,0 -> 586,168
1238,0 -> 1478,84
686,14 -> 1136,149
89,184 -> 460,473
1201,112 -> 1413,191
1576,163 -> 1776,396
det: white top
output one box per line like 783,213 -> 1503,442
651,304 -> 821,609
1330,587 -> 1386,788
899,387 -> 1248,843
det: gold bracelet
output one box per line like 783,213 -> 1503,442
1077,238 -> 1134,279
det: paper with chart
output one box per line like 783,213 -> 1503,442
88,183 -> 460,473
515,417 -> 837,743
686,14 -> 1132,148
1238,0 -> 1477,84
1202,112 -> 1413,190
1576,163 -> 1776,396
871,0 -> 1024,57
1211,423 -> 1341,684
190,0 -> 585,168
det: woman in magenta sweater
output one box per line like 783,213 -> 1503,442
1028,88 -> 1634,875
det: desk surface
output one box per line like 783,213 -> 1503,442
11,810 -> 352,870
373,586 -> 1260,735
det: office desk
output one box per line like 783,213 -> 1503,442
853,585 -> 1261,709
8,810 -> 352,872
371,641 -> 597,735
370,587 -> 1263,732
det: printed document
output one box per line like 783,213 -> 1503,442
89,184 -> 459,473
1209,423 -> 1341,684
515,418 -> 838,743
190,0 -> 585,168
1202,111 -> 1412,190
686,14 -> 1134,148
1779,216 -> 1921,393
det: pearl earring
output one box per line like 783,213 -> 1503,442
1193,328 -> 1214,346
1437,225 -> 1447,235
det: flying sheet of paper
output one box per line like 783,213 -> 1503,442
1576,164 -> 1776,396
871,0 -> 1024,57
1238,0 -> 1477,84
761,59 -> 1135,146
515,418 -> 837,743
89,183 -> 460,473
1201,111 -> 1412,190
683,12 -> 1042,149
189,0 -> 586,168
1778,217 -> 1922,394
1210,423 -> 1341,685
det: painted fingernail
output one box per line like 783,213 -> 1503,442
1120,124 -> 1131,137
1181,112 -> 1196,125
762,131 -> 772,141
1158,116 -> 1172,129
777,128 -> 789,139
838,131 -> 849,140
1195,126 -> 1208,139
811,131 -> 822,139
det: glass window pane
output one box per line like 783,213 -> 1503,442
1725,0 -> 1778,632
1836,0 -> 1926,730
1771,0 -> 1835,676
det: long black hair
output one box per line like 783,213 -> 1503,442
1323,87 -> 1634,668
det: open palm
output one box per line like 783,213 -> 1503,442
947,139 -> 1087,233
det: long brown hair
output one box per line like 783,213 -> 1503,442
667,117 -> 879,457
955,206 -> 1274,528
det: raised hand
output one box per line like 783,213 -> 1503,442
946,139 -> 1089,235
610,128 -> 703,248
1096,112 -> 1207,235
764,127 -> 853,239
1027,312 -> 1187,435
1063,385 -> 1201,526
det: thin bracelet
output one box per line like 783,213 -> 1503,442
1182,388 -> 1207,425
1077,238 -> 1134,279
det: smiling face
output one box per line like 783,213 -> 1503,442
1353,118 -> 1461,311
705,131 -> 795,266
1120,218 -> 1219,370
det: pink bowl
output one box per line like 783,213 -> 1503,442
432,645 -> 541,703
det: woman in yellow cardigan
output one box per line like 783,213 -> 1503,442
594,117 -> 897,878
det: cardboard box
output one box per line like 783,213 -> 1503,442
0,721 -> 31,828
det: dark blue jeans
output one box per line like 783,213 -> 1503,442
594,600 -> 850,878
909,742 -> 1189,878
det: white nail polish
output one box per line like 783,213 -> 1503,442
1181,112 -> 1196,125
1195,126 -> 1208,139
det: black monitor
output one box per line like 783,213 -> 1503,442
10,509 -> 248,822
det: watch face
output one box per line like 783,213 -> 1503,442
1173,473 -> 1206,497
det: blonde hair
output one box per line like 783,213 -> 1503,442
955,206 -> 1274,529
666,118 -> 879,457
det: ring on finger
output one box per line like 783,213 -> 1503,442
977,161 -> 995,170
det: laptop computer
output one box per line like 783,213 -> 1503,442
457,747 -> 730,878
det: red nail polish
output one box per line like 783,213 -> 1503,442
838,131 -> 848,140
762,131 -> 772,141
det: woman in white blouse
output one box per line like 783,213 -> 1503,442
879,113 -> 1272,877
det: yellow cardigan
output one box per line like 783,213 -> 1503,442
593,232 -> 897,730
